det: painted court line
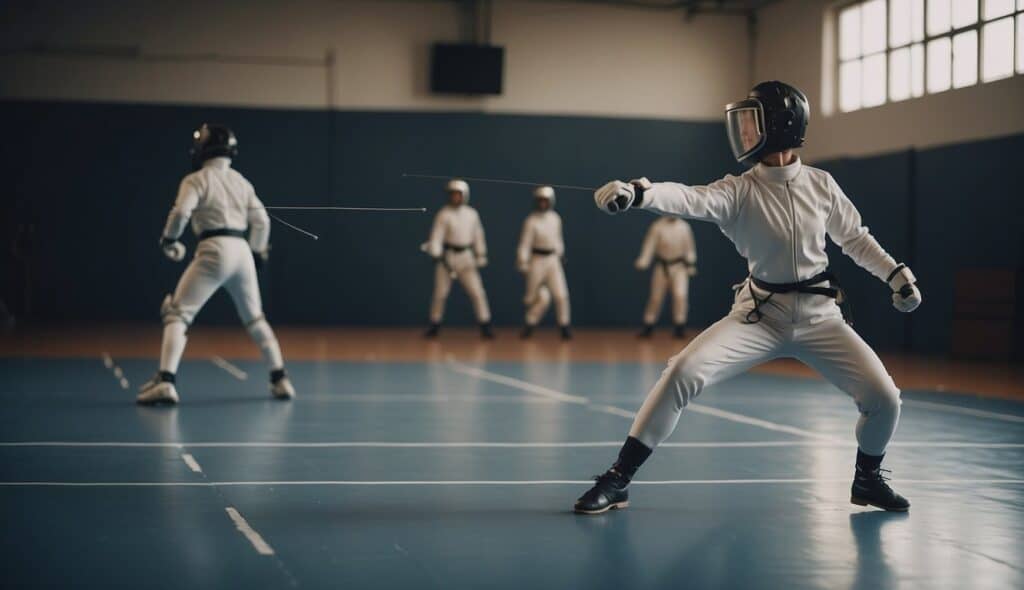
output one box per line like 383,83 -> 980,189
904,399 -> 1024,424
210,356 -> 248,381
181,453 -> 203,473
447,359 -> 835,441
100,352 -> 130,390
225,507 -> 274,555
2,478 -> 1023,487
2,441 -> 1021,449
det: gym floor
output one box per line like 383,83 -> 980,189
1,327 -> 1022,589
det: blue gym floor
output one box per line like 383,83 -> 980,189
1,356 -> 1022,589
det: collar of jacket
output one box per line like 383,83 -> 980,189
753,157 -> 802,183
204,157 -> 232,170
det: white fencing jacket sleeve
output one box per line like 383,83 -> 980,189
517,217 -> 534,269
162,177 -> 200,241
636,221 -> 659,269
247,192 -> 270,254
824,175 -> 897,282
472,209 -> 487,259
426,209 -> 447,258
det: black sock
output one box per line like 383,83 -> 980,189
158,371 -> 176,384
270,369 -> 287,384
612,436 -> 653,480
856,449 -> 884,472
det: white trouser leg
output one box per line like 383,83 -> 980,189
791,319 -> 901,456
429,261 -> 453,323
643,268 -> 669,325
629,314 -> 785,448
223,249 -> 283,371
455,263 -> 491,324
159,240 -> 229,373
548,258 -> 571,326
524,257 -> 551,326
670,269 -> 689,325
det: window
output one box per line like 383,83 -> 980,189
837,0 -> 1023,112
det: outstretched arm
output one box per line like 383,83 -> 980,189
595,175 -> 743,226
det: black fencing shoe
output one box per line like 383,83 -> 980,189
479,322 -> 495,340
673,324 -> 686,339
560,326 -> 573,341
851,467 -> 910,512
637,324 -> 654,339
424,324 -> 440,339
520,325 -> 534,339
574,470 -> 630,515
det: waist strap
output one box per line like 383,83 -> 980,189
745,271 -> 853,326
532,248 -> 557,256
198,228 -> 246,241
443,243 -> 472,253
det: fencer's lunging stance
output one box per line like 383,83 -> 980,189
137,124 -> 296,405
636,216 -> 697,339
423,179 -> 494,339
575,81 -> 922,514
518,186 -> 572,340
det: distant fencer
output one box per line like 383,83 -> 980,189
517,186 -> 572,340
636,216 -> 697,338
424,179 -> 494,339
137,123 -> 295,405
576,81 -> 922,514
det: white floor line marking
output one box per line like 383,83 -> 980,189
904,399 -> 1024,424
101,353 -> 114,369
181,453 -> 203,473
210,356 -> 248,381
100,352 -> 130,389
2,478 -> 1023,487
2,440 -> 1021,449
446,359 -> 835,440
297,394 -> 559,403
225,507 -> 274,555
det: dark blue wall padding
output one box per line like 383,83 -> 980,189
3,99 -> 1021,355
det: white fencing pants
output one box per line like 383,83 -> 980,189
524,254 -> 570,326
642,263 -> 690,325
629,284 -> 901,456
429,250 -> 491,324
159,237 -> 284,373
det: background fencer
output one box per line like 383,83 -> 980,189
137,124 -> 295,405
517,186 -> 572,341
423,179 -> 494,339
636,216 -> 697,339
576,81 -> 922,515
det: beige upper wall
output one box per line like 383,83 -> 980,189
754,0 -> 1024,160
0,0 -> 749,120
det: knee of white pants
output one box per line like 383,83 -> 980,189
161,295 -> 194,326
665,352 -> 707,407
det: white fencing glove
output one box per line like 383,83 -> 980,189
887,264 -> 921,313
634,258 -> 649,271
594,178 -> 651,215
160,238 -> 186,262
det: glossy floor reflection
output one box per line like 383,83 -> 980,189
1,357 -> 1022,589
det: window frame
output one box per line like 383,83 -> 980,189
835,0 -> 1023,112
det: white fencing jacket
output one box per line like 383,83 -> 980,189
639,158 -> 897,285
162,158 -> 270,253
426,204 -> 487,259
637,217 -> 696,269
517,210 -> 565,267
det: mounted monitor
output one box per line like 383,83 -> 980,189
430,43 -> 504,95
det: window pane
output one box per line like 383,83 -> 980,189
983,0 -> 1014,19
952,30 -> 978,87
928,0 -> 952,35
912,0 -> 925,41
840,5 -> 862,60
927,37 -> 953,92
863,52 -> 887,106
862,0 -> 887,54
890,48 -> 912,100
1019,14 -> 1024,73
952,0 -> 978,28
911,43 -> 926,96
840,59 -> 863,111
891,0 -> 912,46
982,17 -> 1015,80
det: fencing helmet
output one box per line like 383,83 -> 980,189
446,179 -> 470,203
190,123 -> 238,170
533,185 -> 556,207
724,81 -> 809,166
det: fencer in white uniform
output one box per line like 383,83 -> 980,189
424,179 -> 494,339
636,216 -> 697,338
576,82 -> 922,515
518,186 -> 572,340
137,124 -> 295,405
